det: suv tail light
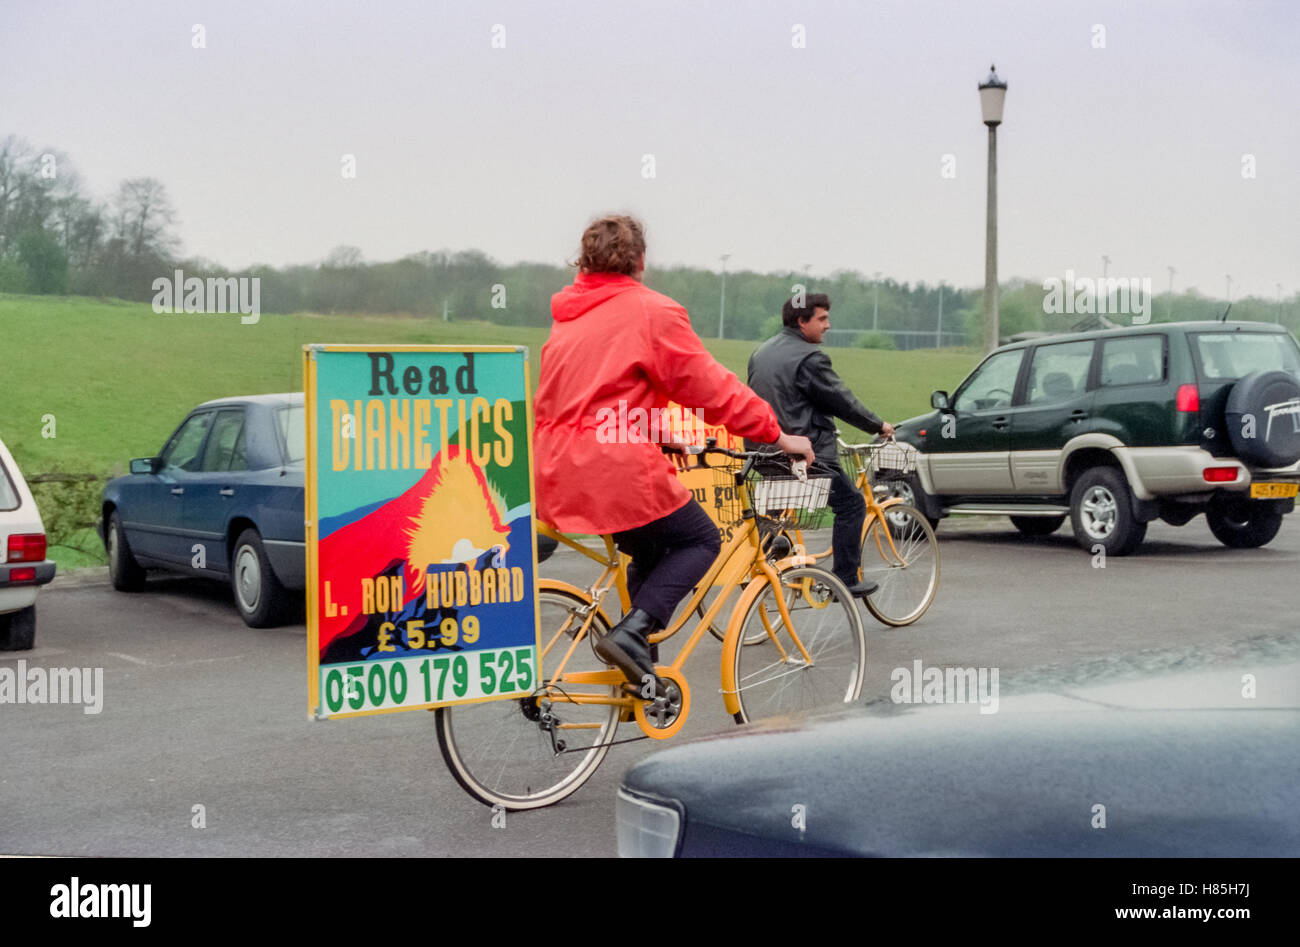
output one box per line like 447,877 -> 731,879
1175,384 -> 1200,413
1203,467 -> 1239,483
7,533 -> 46,562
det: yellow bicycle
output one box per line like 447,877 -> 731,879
807,439 -> 939,627
434,444 -> 867,810
699,438 -> 939,635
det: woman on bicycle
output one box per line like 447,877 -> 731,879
534,214 -> 813,694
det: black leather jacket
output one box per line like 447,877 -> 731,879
746,327 -> 885,461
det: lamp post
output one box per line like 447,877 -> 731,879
1278,282 -> 1284,325
937,282 -> 944,349
1167,266 -> 1176,319
717,253 -> 731,339
872,270 -> 881,331
1226,274 -> 1233,304
1101,255 -> 1110,279
979,64 -> 1008,352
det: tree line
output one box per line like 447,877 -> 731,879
2,132 -> 1292,348
0,135 -> 179,300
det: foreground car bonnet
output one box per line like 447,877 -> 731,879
620,665 -> 1300,857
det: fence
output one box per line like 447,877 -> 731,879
824,328 -> 970,351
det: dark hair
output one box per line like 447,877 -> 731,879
782,292 -> 831,327
574,215 -> 647,276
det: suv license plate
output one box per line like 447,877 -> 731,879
1250,482 -> 1299,499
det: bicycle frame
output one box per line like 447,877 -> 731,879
533,468 -> 822,736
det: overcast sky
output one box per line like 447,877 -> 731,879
4,0 -> 1297,299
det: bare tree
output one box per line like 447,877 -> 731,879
111,177 -> 180,260
0,134 -> 37,253
61,195 -> 107,271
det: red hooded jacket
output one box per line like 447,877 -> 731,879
534,271 -> 781,534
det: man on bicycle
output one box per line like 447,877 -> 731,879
746,292 -> 895,597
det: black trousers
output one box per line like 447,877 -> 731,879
612,498 -> 721,627
825,460 -> 867,583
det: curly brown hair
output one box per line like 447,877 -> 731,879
575,214 -> 646,276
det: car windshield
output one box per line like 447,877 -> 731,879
0,456 -> 19,511
1193,331 -> 1300,382
277,404 -> 305,464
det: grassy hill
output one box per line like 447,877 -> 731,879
0,293 -> 980,565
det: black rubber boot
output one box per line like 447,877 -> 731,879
594,607 -> 666,698
835,574 -> 879,599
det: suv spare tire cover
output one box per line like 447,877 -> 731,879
1225,370 -> 1300,467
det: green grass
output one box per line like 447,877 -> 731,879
0,293 -> 980,566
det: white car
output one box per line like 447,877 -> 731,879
0,436 -> 55,649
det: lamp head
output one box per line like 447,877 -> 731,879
978,64 -> 1008,126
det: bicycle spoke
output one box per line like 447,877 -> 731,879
732,568 -> 865,722
435,589 -> 621,810
861,507 -> 939,627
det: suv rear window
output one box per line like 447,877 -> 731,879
1101,335 -> 1165,387
1193,332 -> 1300,382
1025,340 -> 1094,404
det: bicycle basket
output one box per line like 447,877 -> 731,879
707,465 -> 748,527
747,470 -> 833,529
838,445 -> 868,483
867,441 -> 918,481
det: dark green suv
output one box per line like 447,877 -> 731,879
888,321 -> 1300,555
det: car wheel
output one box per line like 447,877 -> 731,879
107,511 -> 147,591
879,473 -> 940,530
230,528 -> 290,627
1010,515 -> 1066,537
1205,496 -> 1284,549
1069,467 -> 1145,556
0,605 -> 36,651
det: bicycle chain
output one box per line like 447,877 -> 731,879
555,732 -> 651,754
528,681 -> 653,754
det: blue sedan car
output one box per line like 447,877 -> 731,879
100,393 -> 305,626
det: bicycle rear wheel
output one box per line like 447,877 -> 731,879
435,587 -> 621,810
859,504 -> 939,627
730,567 -> 866,724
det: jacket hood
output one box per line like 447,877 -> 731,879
551,271 -> 641,322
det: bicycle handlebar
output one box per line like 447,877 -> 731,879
837,434 -> 896,451
662,438 -> 843,482
661,437 -> 780,462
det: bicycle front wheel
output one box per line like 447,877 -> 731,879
435,587 -> 621,810
730,567 -> 866,724
702,521 -> 796,644
859,504 -> 939,627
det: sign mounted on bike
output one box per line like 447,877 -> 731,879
304,344 -> 541,720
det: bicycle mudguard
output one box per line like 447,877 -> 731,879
773,554 -> 818,570
718,568 -> 784,717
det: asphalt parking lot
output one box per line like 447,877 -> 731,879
2,515 -> 1297,856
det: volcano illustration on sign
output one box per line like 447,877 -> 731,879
317,444 -> 526,664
